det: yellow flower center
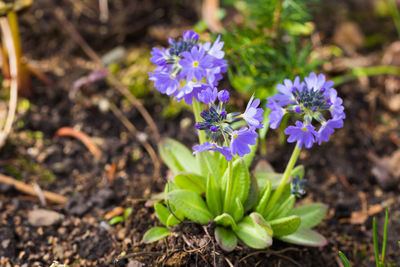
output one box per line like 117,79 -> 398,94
193,61 -> 199,67
233,133 -> 238,139
301,127 -> 308,132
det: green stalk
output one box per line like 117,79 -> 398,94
373,217 -> 380,267
223,160 -> 233,213
264,143 -> 301,213
192,99 -> 206,144
381,206 -> 389,264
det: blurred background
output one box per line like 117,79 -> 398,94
0,0 -> 399,266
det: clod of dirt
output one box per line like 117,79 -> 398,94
89,188 -> 115,208
0,183 -> 16,194
65,194 -> 92,216
0,227 -> 15,258
28,209 -> 64,227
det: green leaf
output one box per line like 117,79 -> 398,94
168,190 -> 212,224
109,216 -> 124,225
232,197 -> 244,222
222,159 -> 250,206
206,173 -> 222,216
234,215 -> 273,249
242,138 -> 258,168
338,251 -> 352,267
143,227 -> 171,243
255,179 -> 271,216
291,203 -> 327,228
166,210 -> 184,227
214,213 -> 237,229
124,207 -> 133,219
158,138 -> 200,175
243,174 -> 260,213
268,215 -> 301,237
196,151 -> 216,178
154,203 -> 170,226
215,227 -> 238,252
279,227 -> 327,247
269,194 -> 295,220
174,172 -> 206,194
249,212 -> 273,236
254,172 -> 282,191
254,160 -> 275,174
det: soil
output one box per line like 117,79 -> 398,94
0,0 -> 400,266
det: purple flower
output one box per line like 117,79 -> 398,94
206,65 -> 226,86
266,97 -> 285,129
328,89 -> 345,119
179,46 -> 214,82
150,47 -> 169,66
149,71 -> 179,95
218,89 -> 229,103
243,95 -> 264,129
284,121 -> 318,149
274,77 -> 302,106
317,118 -> 344,145
183,30 -> 199,43
304,72 -> 327,92
203,35 -> 225,59
175,81 -> 203,105
197,86 -> 218,104
193,142 -> 233,161
230,127 -> 258,157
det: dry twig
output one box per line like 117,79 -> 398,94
55,127 -> 102,160
0,174 -> 67,204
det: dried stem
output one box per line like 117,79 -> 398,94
0,16 -> 19,148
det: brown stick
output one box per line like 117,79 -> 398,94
53,8 -> 160,142
0,174 -> 67,204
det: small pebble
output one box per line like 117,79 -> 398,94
28,209 -> 64,227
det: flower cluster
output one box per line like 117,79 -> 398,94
266,73 -> 345,148
149,31 -> 227,105
193,89 -> 264,161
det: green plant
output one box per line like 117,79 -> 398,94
222,0 -> 321,99
143,31 -> 345,251
339,207 -> 390,267
109,207 -> 133,225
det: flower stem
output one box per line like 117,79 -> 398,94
192,99 -> 206,144
265,143 -> 301,213
223,160 -> 233,213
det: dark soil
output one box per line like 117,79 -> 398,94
0,0 -> 400,266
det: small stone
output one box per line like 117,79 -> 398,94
28,209 -> 64,227
57,227 -> 67,235
127,260 -> 145,267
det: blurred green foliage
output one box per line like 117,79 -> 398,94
222,0 -> 322,99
